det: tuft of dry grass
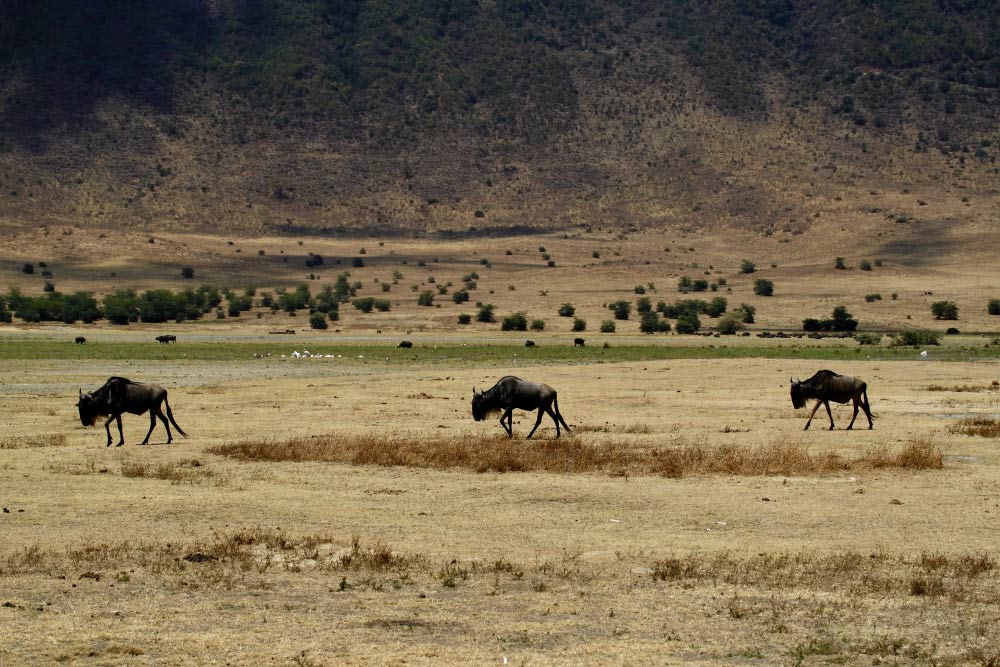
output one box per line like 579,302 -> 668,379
948,417 -> 1000,438
924,384 -> 992,393
120,457 -> 226,485
862,436 -> 943,469
208,433 -> 944,477
0,433 -> 67,449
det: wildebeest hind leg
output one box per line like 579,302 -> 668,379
156,407 -> 174,444
141,411 -> 158,445
846,398 -> 861,430
553,395 -> 571,434
526,409 -> 546,439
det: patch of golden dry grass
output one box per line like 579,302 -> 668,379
948,417 -> 1000,438
120,457 -> 227,485
207,433 -> 943,476
0,433 -> 67,449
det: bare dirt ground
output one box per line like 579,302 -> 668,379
2,344 -> 999,665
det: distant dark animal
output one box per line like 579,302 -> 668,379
398,340 -> 413,348
155,335 -> 176,344
524,340 -> 536,347
472,376 -> 570,439
790,370 -> 873,431
74,336 -> 86,345
77,377 -> 186,446
574,338 -> 585,347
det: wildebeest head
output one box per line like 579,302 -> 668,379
471,387 -> 501,422
790,378 -> 806,409
77,389 -> 101,426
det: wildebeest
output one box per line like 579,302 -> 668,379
398,340 -> 413,348
524,340 -> 536,347
77,377 -> 186,446
155,335 -> 176,344
574,338 -> 585,347
74,336 -> 86,344
790,370 -> 873,430
472,376 -> 571,439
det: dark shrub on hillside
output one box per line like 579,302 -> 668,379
501,312 -> 528,331
931,301 -> 959,320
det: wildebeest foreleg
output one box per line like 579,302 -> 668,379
500,409 -> 514,437
105,415 -> 124,446
526,408 -> 547,439
804,400 -> 835,430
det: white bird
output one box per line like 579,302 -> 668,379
920,350 -> 928,357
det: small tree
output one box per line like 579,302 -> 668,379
309,312 -> 328,330
600,320 -> 616,333
931,301 -> 959,320
476,303 -> 496,323
675,313 -> 700,334
639,311 -> 671,333
738,303 -> 756,324
716,312 -> 745,334
753,279 -> 774,296
834,257 -> 847,270
740,259 -> 756,274
558,303 -> 575,317
572,318 -> 586,332
609,301 -> 631,320
501,312 -> 528,331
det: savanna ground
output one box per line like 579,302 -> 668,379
2,220 -> 1000,665
2,333 -> 1000,666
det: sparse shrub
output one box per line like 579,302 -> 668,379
180,267 -> 194,279
558,303 -> 575,317
835,257 -> 847,270
600,320 -> 616,333
891,292 -> 898,300
860,260 -> 873,271
634,285 -> 646,294
417,291 -> 435,307
572,318 -> 586,332
946,327 -> 960,335
476,304 -> 496,323
636,297 -> 652,314
501,312 -> 528,331
716,312 -> 745,334
452,290 -> 470,304
753,279 -> 774,296
351,257 -> 365,268
740,259 -> 756,274
352,297 -> 375,313
931,301 -> 959,320
21,263 -> 34,274
865,293 -> 882,302
891,330 -> 940,347
855,332 -> 883,345
457,313 -> 472,325
592,250 -> 600,259
675,313 -> 700,334
529,319 -> 545,331
309,312 -> 328,329
989,299 -> 1000,315
738,303 -> 755,324
704,297 -> 728,317
609,301 -> 631,320
42,281 -> 55,292
639,311 -> 671,334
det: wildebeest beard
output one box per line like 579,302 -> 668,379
471,391 -> 502,421
77,393 -> 108,427
790,382 -> 807,409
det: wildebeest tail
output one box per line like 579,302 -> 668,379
554,394 -> 571,432
165,397 -> 187,437
862,383 -> 874,418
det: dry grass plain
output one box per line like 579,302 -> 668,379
2,217 -> 1000,665
2,339 -> 1000,666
